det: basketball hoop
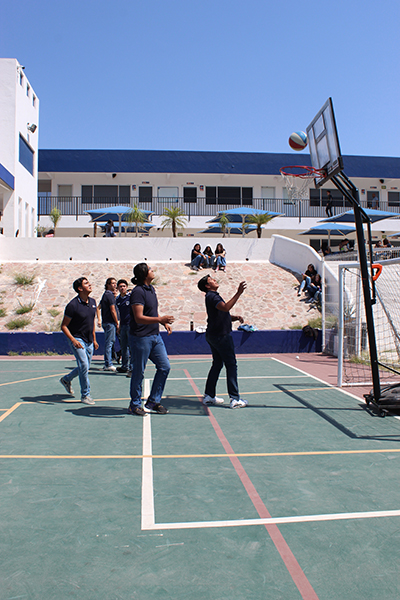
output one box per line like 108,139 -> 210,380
280,165 -> 326,202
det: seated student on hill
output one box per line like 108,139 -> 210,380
298,264 -> 317,297
306,273 -> 322,305
191,243 -> 207,271
203,246 -> 215,268
214,243 -> 227,271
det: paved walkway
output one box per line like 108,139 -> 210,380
0,261 -> 319,333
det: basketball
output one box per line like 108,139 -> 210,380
289,131 -> 308,151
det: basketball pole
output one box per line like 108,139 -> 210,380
330,172 -> 381,404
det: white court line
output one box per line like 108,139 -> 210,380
141,379 -> 155,530
140,372 -> 400,532
142,509 -> 400,531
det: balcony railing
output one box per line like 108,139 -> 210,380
37,196 -> 400,221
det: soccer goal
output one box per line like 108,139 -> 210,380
335,257 -> 400,387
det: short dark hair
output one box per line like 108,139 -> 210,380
197,275 -> 210,293
117,279 -> 128,287
104,277 -> 116,290
73,277 -> 88,293
131,263 -> 149,285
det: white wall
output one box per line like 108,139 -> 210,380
0,59 -> 39,237
0,236 -> 274,263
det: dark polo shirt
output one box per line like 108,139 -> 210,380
116,292 -> 131,327
205,291 -> 232,337
64,296 -> 97,344
100,290 -> 118,324
130,284 -> 159,337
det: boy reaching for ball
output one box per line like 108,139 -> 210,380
197,274 -> 248,409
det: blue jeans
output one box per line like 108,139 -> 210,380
191,254 -> 204,269
103,322 -> 116,367
215,255 -> 226,268
299,276 -> 311,293
129,333 -> 170,408
65,338 -> 93,399
119,324 -> 131,369
205,332 -> 239,400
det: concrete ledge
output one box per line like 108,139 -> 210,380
0,330 -> 321,356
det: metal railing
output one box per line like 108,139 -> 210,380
37,195 -> 400,221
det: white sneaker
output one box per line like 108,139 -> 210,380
81,396 -> 95,405
230,398 -> 248,409
202,394 -> 224,405
103,365 -> 117,372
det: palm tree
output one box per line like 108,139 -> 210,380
161,207 -> 187,237
126,204 -> 146,237
247,213 -> 273,238
49,207 -> 62,236
218,213 -> 229,238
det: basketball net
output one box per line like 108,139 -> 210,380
280,165 -> 325,203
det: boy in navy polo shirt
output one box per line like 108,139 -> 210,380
128,263 -> 174,416
116,279 -> 131,373
60,277 -> 99,405
198,274 -> 248,409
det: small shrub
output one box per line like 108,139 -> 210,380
47,308 -> 61,318
6,317 -> 31,330
16,301 -> 35,315
308,316 -> 322,329
0,308 -> 7,318
7,350 -> 19,356
14,273 -> 35,286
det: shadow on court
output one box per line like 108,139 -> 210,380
65,406 -> 127,418
20,393 -> 80,404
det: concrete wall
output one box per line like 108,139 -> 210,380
0,329 -> 322,356
0,236 -> 274,263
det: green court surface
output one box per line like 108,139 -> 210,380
1,355 -> 400,600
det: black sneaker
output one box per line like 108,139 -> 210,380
127,406 -> 147,417
116,366 -> 128,373
144,401 -> 168,414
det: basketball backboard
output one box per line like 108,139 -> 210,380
306,97 -> 343,188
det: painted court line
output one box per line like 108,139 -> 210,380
3,447 -> 400,460
0,402 -> 25,423
0,373 -> 65,387
142,509 -> 400,530
182,368 -> 320,600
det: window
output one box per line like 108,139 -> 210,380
19,135 -> 34,175
38,180 -> 51,194
388,192 -> 400,207
82,186 -> 93,203
26,84 -> 30,97
206,187 -> 216,205
242,187 -> 253,206
367,191 -> 380,208
81,185 -> 130,204
58,185 -> 73,198
218,187 -> 241,204
310,188 -> 347,207
184,187 -> 197,203
139,186 -> 152,203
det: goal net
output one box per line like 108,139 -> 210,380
334,258 -> 400,387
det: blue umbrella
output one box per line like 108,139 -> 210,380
300,223 -> 356,246
207,208 -> 283,223
198,223 -> 257,235
319,208 -> 400,224
86,205 -> 154,237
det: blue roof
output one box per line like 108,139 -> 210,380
38,149 -> 400,179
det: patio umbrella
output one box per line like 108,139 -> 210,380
300,222 -> 356,246
198,223 -> 257,235
207,208 -> 283,223
207,208 -> 283,237
319,208 -> 400,224
86,205 -> 154,237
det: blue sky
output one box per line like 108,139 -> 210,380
1,0 -> 399,157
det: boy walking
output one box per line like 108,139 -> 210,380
197,274 -> 247,409
60,277 -> 99,405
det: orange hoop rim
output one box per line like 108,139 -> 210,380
280,165 -> 326,179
